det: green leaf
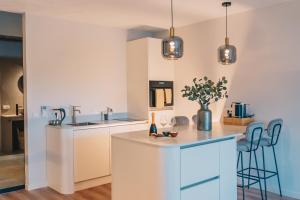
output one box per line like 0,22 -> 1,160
181,76 -> 228,104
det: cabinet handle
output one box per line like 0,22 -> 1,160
181,176 -> 219,191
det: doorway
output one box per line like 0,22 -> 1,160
0,11 -> 25,193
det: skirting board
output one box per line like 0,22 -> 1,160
249,182 -> 300,199
265,186 -> 300,199
75,175 -> 111,191
26,180 -> 48,191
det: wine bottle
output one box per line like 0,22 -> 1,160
149,112 -> 157,136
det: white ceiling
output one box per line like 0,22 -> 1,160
0,0 -> 292,29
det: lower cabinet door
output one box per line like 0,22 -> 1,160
74,127 -> 110,182
109,123 -> 148,173
181,178 -> 220,200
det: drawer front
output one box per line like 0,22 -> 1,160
181,178 -> 219,200
181,142 -> 219,187
109,123 -> 148,135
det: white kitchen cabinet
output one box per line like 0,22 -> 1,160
219,138 -> 237,200
74,128 -> 110,182
127,37 -> 175,120
181,178 -> 220,200
112,124 -> 243,200
180,142 -> 219,187
46,121 -> 148,194
109,123 -> 148,173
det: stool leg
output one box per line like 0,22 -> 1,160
237,151 -> 241,170
272,146 -> 282,197
262,147 -> 267,200
254,151 -> 264,200
247,151 -> 252,189
241,152 -> 245,200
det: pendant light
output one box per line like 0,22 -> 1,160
218,1 -> 236,65
162,0 -> 183,60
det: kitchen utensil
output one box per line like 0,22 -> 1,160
170,131 -> 178,137
162,131 -> 170,137
50,108 -> 66,125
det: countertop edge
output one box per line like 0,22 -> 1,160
47,120 -> 148,130
112,132 -> 242,148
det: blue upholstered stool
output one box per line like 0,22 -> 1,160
237,122 -> 264,200
172,116 -> 189,126
256,119 -> 283,200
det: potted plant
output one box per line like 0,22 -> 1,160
181,76 -> 228,131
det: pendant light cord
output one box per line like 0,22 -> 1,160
226,4 -> 228,38
171,0 -> 174,28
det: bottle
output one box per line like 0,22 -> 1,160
149,112 -> 157,136
16,104 -> 19,116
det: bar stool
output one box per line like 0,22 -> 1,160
192,114 -> 197,125
237,122 -> 264,200
256,118 -> 283,200
172,116 -> 189,126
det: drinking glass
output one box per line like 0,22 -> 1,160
169,117 -> 177,131
160,115 -> 168,130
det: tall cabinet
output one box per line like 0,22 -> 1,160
127,37 -> 175,125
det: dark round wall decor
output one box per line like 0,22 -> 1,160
18,75 -> 24,93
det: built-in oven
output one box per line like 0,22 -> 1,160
149,80 -> 174,109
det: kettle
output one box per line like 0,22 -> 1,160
49,108 -> 66,126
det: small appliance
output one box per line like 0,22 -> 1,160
231,102 -> 250,118
49,108 -> 66,126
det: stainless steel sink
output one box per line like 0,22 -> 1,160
67,122 -> 99,126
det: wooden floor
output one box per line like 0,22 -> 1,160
0,154 -> 25,189
0,184 -> 297,200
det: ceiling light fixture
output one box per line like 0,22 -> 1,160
218,1 -> 237,65
162,0 -> 183,60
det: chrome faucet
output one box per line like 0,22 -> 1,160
103,107 -> 113,120
71,106 -> 81,124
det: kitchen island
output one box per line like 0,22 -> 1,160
111,123 -> 245,200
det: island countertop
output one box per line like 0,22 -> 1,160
112,123 -> 245,148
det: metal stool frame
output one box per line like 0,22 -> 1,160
237,125 -> 264,200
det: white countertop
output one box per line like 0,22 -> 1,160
48,119 -> 148,130
112,123 -> 245,148
1,114 -> 24,120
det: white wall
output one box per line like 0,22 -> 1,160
173,1 -> 300,198
24,13 -> 127,189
